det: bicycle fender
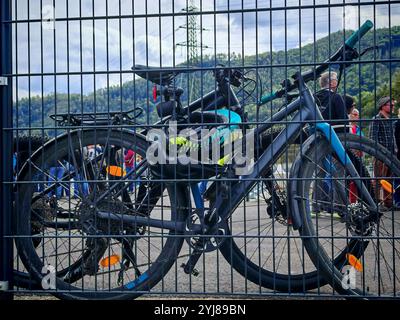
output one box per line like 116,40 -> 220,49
17,129 -> 149,181
288,133 -> 320,230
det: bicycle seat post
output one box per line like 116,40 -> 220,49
163,86 -> 184,120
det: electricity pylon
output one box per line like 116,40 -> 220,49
176,0 -> 209,102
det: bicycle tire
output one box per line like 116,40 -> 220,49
13,135 -> 51,249
13,135 -> 50,170
15,128 -> 188,300
217,130 -> 326,292
295,133 -> 400,297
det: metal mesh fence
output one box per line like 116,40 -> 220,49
1,0 -> 400,300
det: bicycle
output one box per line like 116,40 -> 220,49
14,63 -> 296,297
15,20 -> 398,299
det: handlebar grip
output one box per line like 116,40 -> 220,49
345,20 -> 373,48
258,91 -> 278,105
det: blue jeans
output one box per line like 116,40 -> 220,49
126,167 -> 141,192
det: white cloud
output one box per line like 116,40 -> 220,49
11,0 -> 400,99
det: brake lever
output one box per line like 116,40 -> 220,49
334,45 -> 362,73
359,45 -> 382,57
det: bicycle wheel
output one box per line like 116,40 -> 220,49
14,135 -> 50,169
13,135 -> 50,248
15,129 -> 189,300
295,133 -> 400,297
217,130 -> 327,292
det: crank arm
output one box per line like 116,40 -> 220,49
181,251 -> 202,276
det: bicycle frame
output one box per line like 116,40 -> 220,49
23,73 -> 241,230
94,74 -> 378,233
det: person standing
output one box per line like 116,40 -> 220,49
348,107 -> 364,203
393,107 -> 400,206
315,71 -> 348,132
369,96 -> 396,209
344,94 -> 355,116
125,149 -> 136,192
350,108 -> 363,137
312,72 -> 348,215
394,107 -> 400,161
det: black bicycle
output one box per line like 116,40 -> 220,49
14,20 -> 399,299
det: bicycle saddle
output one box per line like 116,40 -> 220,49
132,65 -> 181,86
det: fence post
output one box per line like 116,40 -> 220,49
0,0 -> 13,301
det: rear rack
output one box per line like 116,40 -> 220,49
49,107 -> 144,126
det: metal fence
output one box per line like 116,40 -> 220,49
1,0 -> 400,300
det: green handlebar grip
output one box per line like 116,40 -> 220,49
259,91 -> 278,105
345,20 -> 373,48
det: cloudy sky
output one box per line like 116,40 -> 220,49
11,0 -> 400,98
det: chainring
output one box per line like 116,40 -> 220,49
185,209 -> 228,253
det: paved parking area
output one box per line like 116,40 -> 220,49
12,196 -> 399,299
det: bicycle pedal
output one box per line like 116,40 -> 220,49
180,263 -> 200,277
192,268 -> 200,277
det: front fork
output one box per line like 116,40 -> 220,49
293,69 -> 378,218
315,123 -> 379,222
181,182 -> 228,276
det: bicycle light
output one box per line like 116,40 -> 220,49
346,254 -> 363,272
100,255 -> 121,268
107,166 -> 126,177
380,179 -> 395,194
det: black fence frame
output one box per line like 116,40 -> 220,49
1,0 -> 400,300
0,0 -> 13,302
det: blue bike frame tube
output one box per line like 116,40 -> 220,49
191,183 -> 204,210
315,123 -> 351,167
254,97 -> 302,138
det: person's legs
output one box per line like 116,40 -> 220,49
126,167 -> 134,192
395,155 -> 400,206
349,181 -> 358,203
374,160 -> 393,208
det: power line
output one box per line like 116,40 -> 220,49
176,0 -> 211,102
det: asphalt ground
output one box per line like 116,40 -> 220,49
12,196 -> 400,300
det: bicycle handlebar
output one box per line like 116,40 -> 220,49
259,92 -> 278,105
345,20 -> 374,48
258,20 -> 373,106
